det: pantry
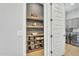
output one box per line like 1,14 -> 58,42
25,3 -> 65,56
26,3 -> 44,56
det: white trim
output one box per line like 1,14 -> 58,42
44,3 -> 47,56
23,3 -> 51,56
23,3 -> 26,56
44,4 -> 51,56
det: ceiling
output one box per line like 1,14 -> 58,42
64,3 -> 79,12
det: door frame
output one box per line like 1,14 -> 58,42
22,3 -> 51,56
23,3 -> 26,56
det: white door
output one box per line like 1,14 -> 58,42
51,3 -> 65,56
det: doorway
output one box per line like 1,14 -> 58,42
26,3 -> 44,56
65,3 -> 79,56
25,3 -> 66,56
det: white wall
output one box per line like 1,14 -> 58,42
27,3 -> 43,17
66,4 -> 79,29
66,8 -> 79,19
0,3 -> 24,56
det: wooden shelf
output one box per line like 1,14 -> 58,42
27,17 -> 43,21
38,43 -> 43,44
27,26 -> 43,29
27,34 -> 44,37
27,43 -> 43,46
27,39 -> 43,42
27,40 -> 35,42
36,39 -> 43,40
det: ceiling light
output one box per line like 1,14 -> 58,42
70,3 -> 74,5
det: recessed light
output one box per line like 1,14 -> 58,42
70,3 -> 74,5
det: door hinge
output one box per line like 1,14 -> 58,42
50,3 -> 52,5
50,34 -> 53,38
50,51 -> 53,54
50,19 -> 53,21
